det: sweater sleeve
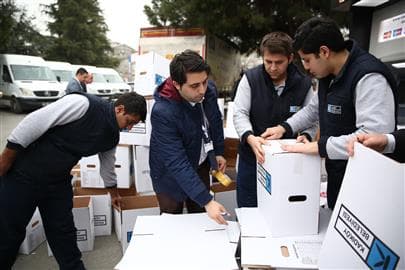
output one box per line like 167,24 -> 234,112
6,94 -> 89,150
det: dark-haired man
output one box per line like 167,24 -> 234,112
0,92 -> 146,269
66,67 -> 88,93
149,50 -> 229,225
262,17 -> 398,209
233,32 -> 315,207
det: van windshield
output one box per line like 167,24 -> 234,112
11,65 -> 56,81
93,73 -> 107,83
104,74 -> 124,83
53,70 -> 74,82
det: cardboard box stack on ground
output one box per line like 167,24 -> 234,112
73,187 -> 112,236
115,213 -> 239,270
133,51 -> 170,96
113,195 -> 160,253
47,196 -> 95,256
133,145 -> 154,194
19,208 -> 46,255
119,98 -> 155,146
79,145 -> 134,188
258,140 -> 321,237
318,143 -> 404,270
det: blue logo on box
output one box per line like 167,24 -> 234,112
367,239 -> 399,270
127,231 -> 133,243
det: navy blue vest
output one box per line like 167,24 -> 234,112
318,40 -> 398,208
12,93 -> 120,182
240,64 -> 312,163
318,40 -> 398,140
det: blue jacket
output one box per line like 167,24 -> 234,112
149,78 -> 224,207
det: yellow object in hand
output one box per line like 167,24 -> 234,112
211,170 -> 232,187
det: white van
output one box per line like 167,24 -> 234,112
71,65 -> 116,99
0,54 -> 65,113
97,67 -> 131,95
46,60 -> 74,90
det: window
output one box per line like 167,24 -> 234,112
2,65 -> 12,83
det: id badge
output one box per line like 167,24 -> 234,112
204,141 -> 214,153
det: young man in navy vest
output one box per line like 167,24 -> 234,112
0,92 -> 146,270
233,32 -> 315,207
263,17 -> 398,209
149,50 -> 229,225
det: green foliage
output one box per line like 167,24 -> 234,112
45,0 -> 119,67
0,0 -> 49,55
144,0 -> 350,53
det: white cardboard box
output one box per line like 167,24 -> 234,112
237,207 -> 332,269
119,98 -> 155,146
113,195 -> 160,253
80,145 -> 134,188
224,101 -> 239,139
133,51 -> 170,96
133,145 -> 154,194
257,140 -> 321,237
73,187 -> 112,236
19,208 -> 46,254
115,213 -> 239,270
48,196 -> 95,256
318,143 -> 404,269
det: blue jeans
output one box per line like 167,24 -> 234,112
236,158 -> 257,207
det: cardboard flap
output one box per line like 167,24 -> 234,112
73,196 -> 91,208
319,143 -> 404,269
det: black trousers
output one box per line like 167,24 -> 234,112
325,158 -> 348,210
0,170 -> 85,270
156,159 -> 211,214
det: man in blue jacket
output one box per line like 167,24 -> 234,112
149,50 -> 228,225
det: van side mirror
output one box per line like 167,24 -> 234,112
56,75 -> 61,82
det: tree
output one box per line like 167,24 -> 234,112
0,0 -> 49,55
45,0 -> 118,67
144,0 -> 350,53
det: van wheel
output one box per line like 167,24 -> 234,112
10,97 -> 23,113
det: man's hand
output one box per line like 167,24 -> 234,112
0,148 -> 17,176
107,187 -> 122,208
347,134 -> 388,156
216,155 -> 227,173
204,200 -> 228,225
261,125 -> 286,140
247,135 -> 266,164
281,141 -> 319,155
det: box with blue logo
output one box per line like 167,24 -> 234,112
257,139 -> 321,237
319,143 -> 404,270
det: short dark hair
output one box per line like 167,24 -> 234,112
260,32 -> 293,56
170,50 -> 211,86
293,17 -> 346,54
75,68 -> 88,76
114,92 -> 147,122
